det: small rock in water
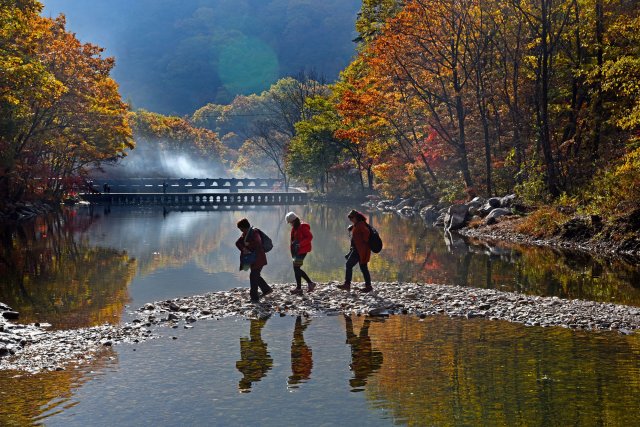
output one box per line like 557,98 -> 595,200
368,307 -> 390,317
2,311 -> 19,320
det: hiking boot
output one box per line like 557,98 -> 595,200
250,298 -> 260,304
262,288 -> 273,297
307,282 -> 316,293
290,288 -> 303,295
358,285 -> 373,293
337,282 -> 351,291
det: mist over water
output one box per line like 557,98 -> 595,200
91,139 -> 228,179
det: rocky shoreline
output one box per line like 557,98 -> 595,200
0,201 -> 57,222
459,218 -> 640,259
3,282 -> 640,373
1,303 -> 154,373
363,196 -> 640,258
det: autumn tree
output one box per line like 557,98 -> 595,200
237,74 -> 328,189
0,0 -> 132,206
288,95 -> 345,192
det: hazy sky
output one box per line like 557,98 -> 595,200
41,0 -> 361,114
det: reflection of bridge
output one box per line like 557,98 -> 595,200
83,191 -> 307,206
90,177 -> 284,193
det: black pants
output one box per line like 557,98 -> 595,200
249,267 -> 271,300
345,249 -> 371,286
293,253 -> 312,288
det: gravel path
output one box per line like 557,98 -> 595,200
2,282 -> 639,372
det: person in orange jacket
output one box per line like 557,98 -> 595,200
337,209 -> 372,292
285,211 -> 316,295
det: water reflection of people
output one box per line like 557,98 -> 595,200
236,317 -> 273,393
344,315 -> 383,391
288,316 -> 313,388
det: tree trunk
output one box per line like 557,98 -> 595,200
592,0 -> 604,161
455,88 -> 474,190
539,0 -> 560,197
366,165 -> 374,191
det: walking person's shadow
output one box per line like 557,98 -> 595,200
344,315 -> 384,392
236,317 -> 273,393
288,316 -> 313,388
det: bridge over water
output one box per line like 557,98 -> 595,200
90,177 -> 284,194
83,178 -> 308,206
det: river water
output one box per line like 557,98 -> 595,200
1,204 -> 639,425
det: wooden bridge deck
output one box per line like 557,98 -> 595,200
82,192 -> 308,206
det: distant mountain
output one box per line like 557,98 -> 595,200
42,0 -> 361,115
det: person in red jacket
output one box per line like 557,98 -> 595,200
235,218 -> 272,303
338,209 -> 372,292
286,211 -> 316,295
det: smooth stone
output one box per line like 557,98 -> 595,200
2,311 -> 19,320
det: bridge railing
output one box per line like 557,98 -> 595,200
90,178 -> 284,193
82,192 -> 308,206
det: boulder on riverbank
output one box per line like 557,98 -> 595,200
444,204 -> 470,231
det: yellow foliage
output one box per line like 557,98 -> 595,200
584,147 -> 640,216
515,206 -> 570,238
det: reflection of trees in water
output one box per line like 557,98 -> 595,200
462,237 -> 640,304
343,315 -> 383,392
0,349 -> 117,425
288,316 -> 313,388
340,210 -> 640,304
364,316 -> 640,426
54,204 -> 640,306
236,317 -> 273,393
0,212 -> 136,329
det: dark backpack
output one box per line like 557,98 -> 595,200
367,224 -> 383,253
253,228 -> 273,253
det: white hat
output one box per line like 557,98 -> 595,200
285,212 -> 298,223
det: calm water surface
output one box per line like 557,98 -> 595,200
1,204 -> 639,425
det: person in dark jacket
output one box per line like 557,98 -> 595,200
337,209 -> 373,292
285,211 -> 316,295
235,218 -> 272,303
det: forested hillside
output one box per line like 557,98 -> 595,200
42,0 -> 361,114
